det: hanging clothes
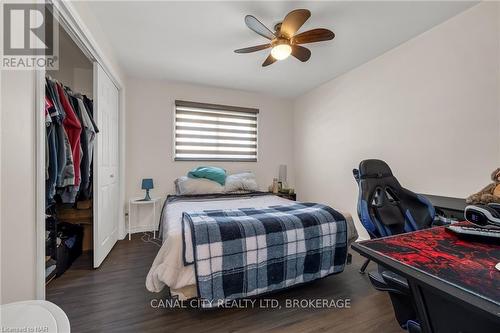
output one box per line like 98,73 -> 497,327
57,83 -> 82,188
59,129 -> 75,188
45,96 -> 57,207
46,78 -> 67,187
45,92 -> 53,179
82,95 -> 98,199
65,87 -> 89,200
83,96 -> 99,133
45,77 -> 97,206
75,95 -> 96,200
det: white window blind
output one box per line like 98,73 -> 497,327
174,100 -> 258,161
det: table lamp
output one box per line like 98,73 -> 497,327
279,164 -> 287,185
141,178 -> 153,201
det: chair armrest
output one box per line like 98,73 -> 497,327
368,271 -> 406,295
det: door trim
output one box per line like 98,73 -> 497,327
35,0 -> 125,299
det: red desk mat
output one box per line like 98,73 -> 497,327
360,224 -> 500,305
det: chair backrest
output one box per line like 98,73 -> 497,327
354,159 -> 435,239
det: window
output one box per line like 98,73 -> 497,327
174,100 -> 258,161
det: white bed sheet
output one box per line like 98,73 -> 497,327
145,195 -> 357,297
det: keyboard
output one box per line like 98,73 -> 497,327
446,225 -> 500,244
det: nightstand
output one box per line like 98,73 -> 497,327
273,192 -> 297,201
128,197 -> 161,240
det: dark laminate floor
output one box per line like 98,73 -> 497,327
47,233 -> 402,333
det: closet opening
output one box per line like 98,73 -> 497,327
37,2 -> 123,302
44,12 -> 96,286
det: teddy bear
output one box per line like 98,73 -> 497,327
466,167 -> 500,204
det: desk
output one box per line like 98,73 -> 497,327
423,194 -> 467,220
352,225 -> 500,332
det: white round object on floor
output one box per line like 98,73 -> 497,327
496,262 -> 500,272
1,300 -> 70,333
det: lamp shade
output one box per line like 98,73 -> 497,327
141,178 -> 154,190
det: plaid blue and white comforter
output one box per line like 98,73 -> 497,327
182,202 -> 348,307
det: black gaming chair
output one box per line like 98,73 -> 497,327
353,159 -> 435,331
354,159 -> 435,240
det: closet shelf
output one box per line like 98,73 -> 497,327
56,205 -> 93,224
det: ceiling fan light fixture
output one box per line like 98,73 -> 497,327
271,43 -> 292,60
236,9 -> 334,67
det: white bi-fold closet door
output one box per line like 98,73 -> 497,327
93,63 -> 120,268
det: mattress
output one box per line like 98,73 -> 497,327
145,193 -> 358,299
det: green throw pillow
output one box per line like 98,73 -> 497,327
188,166 -> 227,185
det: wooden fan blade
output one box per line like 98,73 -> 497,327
245,15 -> 276,40
292,28 -> 335,44
234,44 -> 271,53
280,9 -> 311,38
291,45 -> 311,62
262,54 -> 277,67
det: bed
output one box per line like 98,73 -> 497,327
146,192 -> 358,303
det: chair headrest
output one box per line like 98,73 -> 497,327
359,159 -> 393,179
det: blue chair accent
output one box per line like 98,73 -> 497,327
353,159 -> 435,331
353,159 -> 435,241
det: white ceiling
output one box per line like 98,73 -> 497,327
86,1 -> 476,98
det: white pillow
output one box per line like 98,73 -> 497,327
175,176 -> 224,195
224,172 -> 259,193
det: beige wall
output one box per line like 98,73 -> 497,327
293,2 -> 500,239
125,78 -> 295,200
1,70 -> 37,303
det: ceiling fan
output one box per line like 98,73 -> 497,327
234,9 -> 335,67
